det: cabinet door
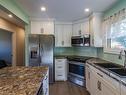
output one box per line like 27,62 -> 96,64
86,64 -> 91,92
101,83 -> 117,95
90,70 -> 98,95
31,21 -> 43,34
81,21 -> 89,35
89,13 -> 103,47
63,25 -> 72,47
55,25 -> 63,47
121,84 -> 126,95
42,22 -> 54,34
72,23 -> 81,36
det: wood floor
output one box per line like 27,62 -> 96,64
49,81 -> 90,95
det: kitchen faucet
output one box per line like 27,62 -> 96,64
119,50 -> 126,68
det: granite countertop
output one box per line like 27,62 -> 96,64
87,58 -> 126,86
0,66 -> 48,95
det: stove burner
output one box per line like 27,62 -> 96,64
67,56 -> 92,63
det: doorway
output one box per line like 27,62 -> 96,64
0,29 -> 12,66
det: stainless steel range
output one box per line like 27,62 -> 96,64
67,56 -> 91,86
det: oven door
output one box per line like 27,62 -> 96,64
69,61 -> 85,79
71,36 -> 84,46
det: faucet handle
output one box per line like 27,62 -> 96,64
124,50 -> 126,54
119,50 -> 123,59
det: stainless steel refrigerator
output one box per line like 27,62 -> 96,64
28,34 -> 54,83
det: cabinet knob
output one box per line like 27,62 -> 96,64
62,41 -> 64,45
41,28 -> 44,34
88,72 -> 90,79
79,30 -> 81,35
97,81 -> 102,91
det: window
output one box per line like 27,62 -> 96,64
109,19 -> 126,49
103,9 -> 126,53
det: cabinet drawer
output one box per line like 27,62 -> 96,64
55,59 -> 66,63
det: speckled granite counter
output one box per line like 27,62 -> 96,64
0,66 -> 48,95
87,58 -> 126,87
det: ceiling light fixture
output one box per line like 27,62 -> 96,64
41,6 -> 46,12
8,14 -> 13,18
85,8 -> 90,12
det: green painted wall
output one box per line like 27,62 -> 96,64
0,0 -> 29,24
55,47 -> 101,57
104,0 -> 126,18
0,0 -> 30,66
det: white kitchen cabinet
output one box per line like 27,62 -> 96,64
55,58 -> 67,81
72,23 -> 81,36
42,70 -> 49,95
72,21 -> 89,36
55,24 -> 72,47
85,64 -> 91,92
89,13 -> 103,47
86,63 -> 120,95
31,20 -> 54,35
90,69 -> 98,95
121,84 -> 126,95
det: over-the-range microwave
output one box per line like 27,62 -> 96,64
71,35 -> 90,46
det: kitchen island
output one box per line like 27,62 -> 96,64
0,66 -> 49,95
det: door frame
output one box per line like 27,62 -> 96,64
0,28 -> 16,66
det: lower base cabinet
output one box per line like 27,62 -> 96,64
55,58 -> 67,81
121,84 -> 126,95
86,63 -> 120,95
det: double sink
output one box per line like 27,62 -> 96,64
95,63 -> 126,77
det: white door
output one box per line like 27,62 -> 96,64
42,22 -> 54,34
81,21 -> 89,35
85,65 -> 90,92
121,84 -> 126,95
55,24 -> 63,47
72,23 -> 81,36
90,70 -> 98,95
63,25 -> 72,47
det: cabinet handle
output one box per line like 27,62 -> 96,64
57,66 -> 62,68
41,28 -> 44,34
57,75 -> 62,76
57,60 -> 62,62
97,73 -> 103,78
88,72 -> 90,79
62,41 -> 64,45
97,81 -> 102,91
86,65 -> 90,68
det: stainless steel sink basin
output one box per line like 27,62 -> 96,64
108,68 -> 126,77
95,63 -> 122,68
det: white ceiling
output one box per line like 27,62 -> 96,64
15,0 -> 118,21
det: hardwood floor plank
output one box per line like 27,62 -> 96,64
49,81 -> 90,95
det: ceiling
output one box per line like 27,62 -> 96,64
15,0 -> 118,21
0,6 -> 25,28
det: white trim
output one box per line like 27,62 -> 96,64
104,48 -> 125,55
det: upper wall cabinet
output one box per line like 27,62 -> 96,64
30,20 -> 54,35
72,20 -> 89,36
55,23 -> 72,47
89,13 -> 103,47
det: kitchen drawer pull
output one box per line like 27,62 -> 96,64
97,73 -> 103,78
57,75 -> 63,76
57,66 -> 63,68
86,65 -> 90,68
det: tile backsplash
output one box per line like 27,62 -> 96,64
55,47 -> 124,66
54,47 -> 101,57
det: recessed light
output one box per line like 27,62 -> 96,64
8,14 -> 13,18
85,8 -> 90,12
41,6 -> 46,12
